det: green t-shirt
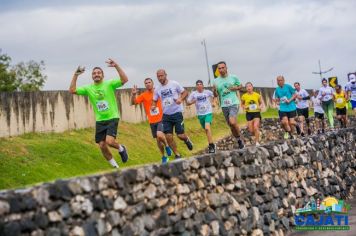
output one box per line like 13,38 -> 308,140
213,74 -> 241,107
76,78 -> 123,121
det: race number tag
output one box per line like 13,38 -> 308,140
249,104 -> 257,111
336,98 -> 344,104
223,98 -> 232,106
150,107 -> 160,116
199,105 -> 207,112
96,101 -> 109,111
280,96 -> 288,103
351,93 -> 356,100
324,95 -> 331,100
164,97 -> 174,106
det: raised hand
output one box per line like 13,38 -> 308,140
105,58 -> 118,67
75,66 -> 85,76
131,85 -> 138,95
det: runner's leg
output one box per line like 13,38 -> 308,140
253,118 -> 261,144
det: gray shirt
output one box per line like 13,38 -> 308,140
153,80 -> 185,115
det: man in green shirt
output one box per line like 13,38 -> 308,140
69,58 -> 129,168
213,61 -> 244,149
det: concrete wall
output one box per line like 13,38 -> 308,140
0,87 -> 277,137
0,125 -> 355,236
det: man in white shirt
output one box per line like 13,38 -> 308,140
345,74 -> 356,114
294,82 -> 311,136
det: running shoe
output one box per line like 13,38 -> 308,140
162,156 -> 169,164
284,132 -> 289,139
165,146 -> 172,156
119,145 -> 129,163
185,138 -> 193,151
255,142 -> 261,147
301,132 -> 305,137
208,144 -> 216,153
237,138 -> 245,149
175,155 -> 182,159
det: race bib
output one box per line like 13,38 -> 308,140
199,104 -> 207,112
336,98 -> 344,104
351,93 -> 356,100
223,98 -> 232,106
249,104 -> 257,111
150,107 -> 160,116
163,97 -> 174,106
280,96 -> 288,103
96,101 -> 109,111
324,95 -> 331,100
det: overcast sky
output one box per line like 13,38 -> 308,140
0,0 -> 355,90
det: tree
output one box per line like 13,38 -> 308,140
0,49 -> 47,92
0,51 -> 18,92
13,60 -> 47,92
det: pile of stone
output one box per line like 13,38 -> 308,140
0,125 -> 355,236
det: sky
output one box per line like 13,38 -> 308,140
0,0 -> 355,90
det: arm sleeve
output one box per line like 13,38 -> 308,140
175,81 -> 185,94
135,94 -> 144,104
273,89 -> 279,98
289,85 -> 296,95
110,77 -> 123,89
76,86 -> 88,96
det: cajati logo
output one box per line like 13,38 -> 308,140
294,196 -> 351,231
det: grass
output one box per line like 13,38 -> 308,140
0,108 -> 278,190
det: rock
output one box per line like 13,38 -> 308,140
48,211 -> 62,222
46,227 -> 61,236
70,226 -> 85,236
177,184 -> 190,194
113,196 -> 127,211
252,207 -> 260,225
0,200 -> 10,216
210,220 -> 220,236
226,167 -> 235,182
240,204 -> 249,220
67,181 -> 82,195
31,229 -> 45,236
200,224 -> 210,236
108,211 -> 122,226
252,229 -> 264,236
58,203 -> 71,219
144,184 -> 157,199
191,159 -> 200,169
79,178 -> 92,192
32,188 -> 50,205
143,214 -> 156,231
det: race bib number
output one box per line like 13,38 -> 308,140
324,95 -> 331,100
199,104 -> 207,112
336,98 -> 344,104
351,93 -> 356,100
249,104 -> 257,111
223,98 -> 232,106
163,97 -> 174,106
96,101 -> 109,111
150,107 -> 160,116
280,96 -> 288,103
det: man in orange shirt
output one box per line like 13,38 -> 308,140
131,78 -> 172,163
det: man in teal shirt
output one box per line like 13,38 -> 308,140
273,75 -> 299,139
213,61 -> 244,149
69,58 -> 129,168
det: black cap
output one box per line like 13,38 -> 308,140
196,80 -> 203,85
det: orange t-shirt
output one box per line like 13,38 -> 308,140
135,90 -> 163,124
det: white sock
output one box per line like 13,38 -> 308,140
119,145 -> 124,152
109,158 -> 119,168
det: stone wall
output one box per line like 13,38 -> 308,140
0,87 -> 277,138
0,124 -> 355,236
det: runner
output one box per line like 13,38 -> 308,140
186,80 -> 216,153
345,74 -> 356,115
69,59 -> 129,168
241,82 -> 265,146
333,85 -> 348,128
294,82 -> 311,136
212,61 -> 244,149
273,75 -> 298,139
311,90 -> 325,133
317,78 -> 335,129
151,69 -> 193,159
130,78 -> 172,163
